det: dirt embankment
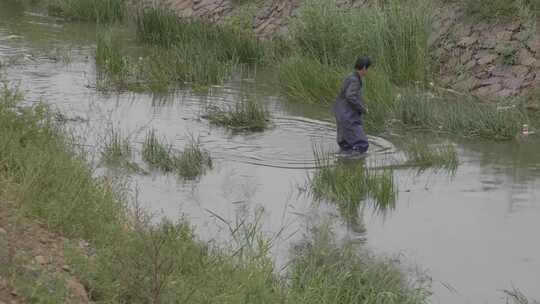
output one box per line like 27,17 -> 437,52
158,0 -> 540,100
0,198 -> 90,304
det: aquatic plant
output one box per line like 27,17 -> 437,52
101,129 -> 131,166
393,88 -> 527,140
402,140 -> 459,174
142,130 -> 212,178
309,147 -> 397,229
207,97 -> 270,132
175,137 -> 213,179
142,129 -> 176,172
288,223 -> 430,304
47,0 -> 124,23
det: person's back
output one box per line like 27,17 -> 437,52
333,57 -> 372,153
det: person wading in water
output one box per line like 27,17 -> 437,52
333,56 -> 372,154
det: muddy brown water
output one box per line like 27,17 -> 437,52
1,3 -> 540,303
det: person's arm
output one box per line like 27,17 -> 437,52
344,79 -> 367,114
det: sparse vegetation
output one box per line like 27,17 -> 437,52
402,140 -> 459,173
207,97 -> 270,132
142,129 -> 177,172
142,130 -> 212,179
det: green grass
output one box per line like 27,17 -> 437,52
309,147 -> 397,229
175,137 -> 213,179
207,97 -> 270,132
401,140 -> 459,173
135,6 -> 267,65
142,130 -> 212,179
289,223 -> 430,304
290,0 -> 432,86
393,88 -> 528,140
101,129 -> 131,165
142,129 -> 177,172
95,29 -> 235,93
47,0 -> 124,22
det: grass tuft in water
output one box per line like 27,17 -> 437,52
289,223 -> 430,304
402,140 -> 459,174
142,130 -> 212,179
175,137 -> 213,179
207,97 -> 270,132
101,129 -> 131,165
47,0 -> 124,23
309,147 -> 397,228
142,129 -> 176,172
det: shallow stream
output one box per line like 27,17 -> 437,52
1,3 -> 539,303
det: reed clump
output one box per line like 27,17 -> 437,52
142,129 -> 176,172
309,147 -> 397,228
135,6 -> 267,65
101,129 -> 131,166
207,97 -> 270,132
393,88 -> 527,140
290,0 -> 432,85
142,130 -> 212,179
47,0 -> 124,23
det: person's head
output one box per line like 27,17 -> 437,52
354,56 -> 372,77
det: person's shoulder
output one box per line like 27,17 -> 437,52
346,73 -> 360,84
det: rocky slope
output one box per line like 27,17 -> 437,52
156,0 -> 539,100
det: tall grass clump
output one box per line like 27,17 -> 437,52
135,6 -> 267,65
290,0 -> 432,85
402,140 -> 459,173
393,89 -> 527,140
309,147 -> 397,228
101,129 -> 131,166
288,224 -> 430,304
47,0 -> 124,22
142,129 -> 176,172
175,137 -> 213,179
142,130 -> 212,179
207,97 -> 270,132
278,56 -> 394,133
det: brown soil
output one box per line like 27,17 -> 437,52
0,188 -> 90,304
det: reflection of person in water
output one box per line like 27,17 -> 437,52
332,56 -> 371,154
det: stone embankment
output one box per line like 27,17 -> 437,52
158,0 -> 540,100
433,7 -> 540,101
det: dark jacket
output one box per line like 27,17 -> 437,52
332,72 -> 369,152
334,72 -> 366,116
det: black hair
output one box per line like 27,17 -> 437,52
354,56 -> 372,70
